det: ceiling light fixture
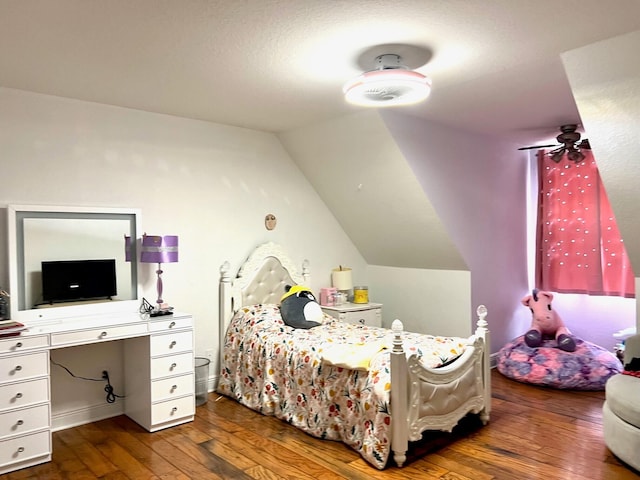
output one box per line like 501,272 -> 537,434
343,54 -> 431,107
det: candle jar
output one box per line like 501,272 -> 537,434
353,286 -> 368,304
333,292 -> 347,306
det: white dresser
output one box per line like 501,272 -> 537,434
0,311 -> 195,475
0,334 -> 51,474
124,314 -> 195,431
321,302 -> 383,327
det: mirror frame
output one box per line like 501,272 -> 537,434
8,204 -> 141,324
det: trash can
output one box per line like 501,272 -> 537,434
194,357 -> 211,406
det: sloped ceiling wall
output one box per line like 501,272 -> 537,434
562,30 -> 640,274
279,109 -> 530,349
278,110 -> 466,270
380,111 -> 530,345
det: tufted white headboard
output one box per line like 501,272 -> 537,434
219,242 -> 309,353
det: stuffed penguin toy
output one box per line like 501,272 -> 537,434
280,284 -> 323,329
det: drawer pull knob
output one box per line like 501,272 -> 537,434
170,363 -> 177,370
171,407 -> 178,414
14,365 -> 22,371
15,392 -> 23,399
169,321 -> 176,328
16,342 -> 23,348
171,384 -> 178,391
17,446 -> 25,453
100,331 -> 108,337
359,319 -> 365,324
170,341 -> 177,348
16,419 -> 24,426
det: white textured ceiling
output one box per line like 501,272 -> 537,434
1,0 -> 639,147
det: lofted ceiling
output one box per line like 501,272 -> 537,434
1,1 -> 640,148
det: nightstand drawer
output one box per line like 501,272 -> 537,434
150,352 -> 193,379
151,395 -> 194,425
0,378 -> 49,411
321,303 -> 382,327
151,373 -> 194,402
0,404 -> 49,438
341,308 -> 381,327
150,331 -> 193,356
0,352 -> 48,384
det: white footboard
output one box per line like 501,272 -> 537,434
390,305 -> 491,467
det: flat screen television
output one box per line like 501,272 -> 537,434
41,259 -> 117,304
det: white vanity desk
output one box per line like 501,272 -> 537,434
0,310 -> 195,475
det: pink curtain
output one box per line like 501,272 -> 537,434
535,149 -> 635,298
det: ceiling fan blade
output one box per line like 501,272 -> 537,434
518,144 -> 558,151
549,145 -> 566,154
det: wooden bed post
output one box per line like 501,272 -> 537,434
475,304 -> 491,423
390,319 -> 408,467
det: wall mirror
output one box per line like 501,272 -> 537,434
8,205 -> 141,323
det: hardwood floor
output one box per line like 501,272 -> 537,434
2,370 -> 639,479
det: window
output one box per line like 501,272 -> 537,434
535,149 -> 634,298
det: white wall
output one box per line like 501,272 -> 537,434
368,266 -> 471,337
381,112 -> 530,352
0,87 -> 364,417
278,111 -> 465,270
279,110 -> 472,341
280,108 -> 531,352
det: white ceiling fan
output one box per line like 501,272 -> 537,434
343,46 -> 433,108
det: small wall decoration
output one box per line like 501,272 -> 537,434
265,214 -> 277,230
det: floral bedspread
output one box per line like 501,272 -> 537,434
217,304 -> 467,469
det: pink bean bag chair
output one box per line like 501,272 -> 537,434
497,290 -> 622,390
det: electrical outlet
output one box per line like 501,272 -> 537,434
98,367 -> 113,381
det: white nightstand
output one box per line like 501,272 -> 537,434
321,302 -> 382,327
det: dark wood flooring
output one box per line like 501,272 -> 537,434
2,370 -> 639,479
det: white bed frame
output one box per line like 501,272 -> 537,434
219,242 -> 491,467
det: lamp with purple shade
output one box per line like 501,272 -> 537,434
141,234 -> 178,316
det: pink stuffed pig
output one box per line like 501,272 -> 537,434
521,289 -> 576,352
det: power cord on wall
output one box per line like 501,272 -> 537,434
50,359 -> 125,404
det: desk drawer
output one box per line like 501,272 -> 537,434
0,352 -> 48,384
150,331 -> 193,356
149,315 -> 193,332
0,430 -> 50,466
151,373 -> 194,402
150,352 -> 193,379
0,378 -> 49,411
50,323 -> 147,347
151,395 -> 194,425
0,404 -> 49,438
0,335 -> 49,354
